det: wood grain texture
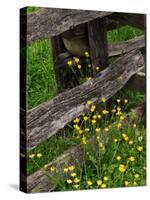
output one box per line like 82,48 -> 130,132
24,8 -> 112,43
26,50 -> 144,151
26,103 -> 145,192
88,18 -> 108,72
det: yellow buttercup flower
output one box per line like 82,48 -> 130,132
124,181 -> 129,186
87,180 -> 93,186
133,123 -> 137,128
101,183 -> 107,188
85,128 -> 90,132
63,167 -> 69,173
102,110 -> 109,115
117,99 -> 121,103
124,99 -> 128,104
96,66 -> 100,71
129,140 -> 133,145
112,109 -> 116,113
78,130 -> 83,134
133,181 -> 137,186
83,116 -> 88,121
87,100 -> 92,105
129,156 -> 135,162
95,128 -> 100,133
71,173 -> 77,177
67,60 -> 72,66
97,180 -> 102,186
74,177 -> 80,183
44,164 -> 48,169
117,123 -> 122,128
101,97 -> 107,103
103,176 -> 108,181
137,146 -> 143,152
73,118 -> 80,124
73,57 -> 80,63
82,137 -> 87,145
92,119 -> 96,124
97,114 -> 102,119
67,179 -> 72,184
114,138 -> 118,143
92,115 -> 97,119
74,124 -> 80,131
73,184 -> 79,189
119,164 -> 126,173
77,65 -> 82,69
50,166 -> 56,172
134,174 -> 140,179
116,156 -> 121,161
29,153 -> 35,159
84,51 -> 90,58
37,153 -> 42,158
68,166 -> 75,171
124,136 -> 129,141
90,105 -> 96,112
120,116 -> 125,121
104,127 -> 109,132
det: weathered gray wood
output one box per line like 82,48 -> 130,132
107,13 -> 146,30
88,18 -> 108,73
24,8 -> 112,43
26,102 -> 145,192
125,72 -> 146,93
26,50 -> 144,151
108,35 -> 145,57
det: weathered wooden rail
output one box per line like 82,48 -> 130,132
20,7 -> 146,193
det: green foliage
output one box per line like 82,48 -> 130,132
27,40 -> 57,109
107,25 -> 144,43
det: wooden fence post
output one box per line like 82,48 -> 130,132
88,18 -> 109,75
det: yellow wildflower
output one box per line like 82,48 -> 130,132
63,167 -> 69,173
95,128 -> 100,133
68,166 -> 75,171
129,140 -> 133,145
103,176 -> 108,181
104,127 -> 109,132
87,100 -> 92,105
73,184 -> 79,189
124,99 -> 128,104
87,180 -> 93,186
73,118 -> 80,124
124,181 -> 129,186
112,109 -> 116,113
77,65 -> 82,69
120,116 -> 125,121
88,64 -> 91,68
97,114 -> 102,119
85,128 -> 90,132
133,181 -> 137,186
129,156 -> 135,162
101,97 -> 107,103
137,146 -> 143,152
102,110 -> 109,115
67,179 -> 72,184
133,123 -> 137,128
29,153 -> 35,159
134,174 -> 140,179
101,183 -> 107,188
71,173 -> 77,177
74,177 -> 80,183
50,166 -> 56,172
44,164 -> 48,169
84,51 -> 90,58
97,180 -> 102,186
124,136 -> 129,141
79,130 -> 83,134
92,119 -> 96,124
92,115 -> 97,119
114,138 -> 118,143
86,77 -> 92,80
96,66 -> 100,71
37,153 -> 42,158
117,123 -> 122,128
83,116 -> 88,121
116,156 -> 121,161
90,105 -> 96,112
73,57 -> 79,63
67,60 -> 72,66
119,164 -> 126,173
74,124 -> 80,131
82,137 -> 87,145
117,99 -> 121,103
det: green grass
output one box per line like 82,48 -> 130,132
27,40 -> 57,109
107,25 -> 144,43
